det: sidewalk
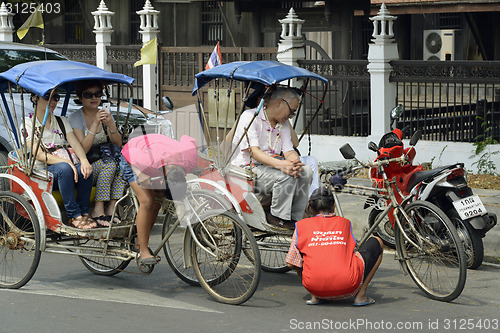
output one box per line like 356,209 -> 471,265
335,178 -> 500,262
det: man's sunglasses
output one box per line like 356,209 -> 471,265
82,91 -> 103,99
281,99 -> 297,118
43,94 -> 60,102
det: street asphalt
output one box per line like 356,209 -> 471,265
1,225 -> 498,333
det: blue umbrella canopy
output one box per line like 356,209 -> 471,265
192,60 -> 328,95
0,60 -> 135,97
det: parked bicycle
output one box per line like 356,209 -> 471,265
368,105 -> 497,269
329,138 -> 467,302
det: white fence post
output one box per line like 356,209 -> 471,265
0,2 -> 14,42
277,8 -> 306,132
277,8 -> 305,67
137,0 -> 159,111
92,0 -> 114,71
367,3 -> 399,140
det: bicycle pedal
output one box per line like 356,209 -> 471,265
136,256 -> 158,274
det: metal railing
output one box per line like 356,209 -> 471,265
160,46 -> 277,87
46,44 -> 144,103
159,46 -> 277,108
298,59 -> 370,137
46,44 -> 96,65
391,60 -> 500,143
46,44 -> 500,144
107,45 -> 143,103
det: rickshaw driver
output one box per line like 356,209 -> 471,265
230,87 -> 313,230
120,133 -> 198,265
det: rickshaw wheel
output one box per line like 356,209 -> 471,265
191,211 -> 261,305
253,233 -> 291,273
162,202 -> 199,286
75,201 -> 137,276
0,152 -> 9,191
0,192 -> 41,289
162,189 -> 234,286
76,238 -> 133,276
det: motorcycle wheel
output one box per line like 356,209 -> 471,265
368,209 -> 396,249
447,210 -> 484,269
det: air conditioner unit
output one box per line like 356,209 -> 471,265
423,29 -> 455,61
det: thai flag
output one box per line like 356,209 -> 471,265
205,42 -> 222,70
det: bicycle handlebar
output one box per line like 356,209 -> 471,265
335,154 -> 407,180
366,155 -> 407,168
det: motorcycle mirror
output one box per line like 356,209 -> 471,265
339,143 -> 356,160
409,130 -> 422,146
162,96 -> 174,110
368,141 -> 379,153
390,104 -> 404,120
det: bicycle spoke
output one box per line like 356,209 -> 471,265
192,212 -> 261,305
395,201 -> 466,302
255,233 -> 291,273
0,193 -> 41,289
163,189 -> 236,286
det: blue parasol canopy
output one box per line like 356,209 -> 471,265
192,60 -> 327,95
0,60 -> 135,97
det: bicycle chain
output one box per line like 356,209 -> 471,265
66,238 -> 155,275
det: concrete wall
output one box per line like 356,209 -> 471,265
297,134 -> 500,174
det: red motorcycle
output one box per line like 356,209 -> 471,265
366,106 -> 423,248
367,105 -> 497,269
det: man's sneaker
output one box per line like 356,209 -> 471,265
266,213 -> 295,230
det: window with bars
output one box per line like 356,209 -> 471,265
64,0 -> 84,44
202,1 -> 223,45
282,2 -> 304,9
439,13 -> 461,29
360,16 -> 372,59
130,0 -> 142,45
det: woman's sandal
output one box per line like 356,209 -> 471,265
106,213 -> 121,224
306,299 -> 329,305
92,215 -> 110,227
136,247 -> 161,266
82,214 -> 98,229
137,254 -> 159,266
69,215 -> 96,230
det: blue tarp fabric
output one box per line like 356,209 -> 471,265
192,60 -> 328,95
0,60 -> 135,97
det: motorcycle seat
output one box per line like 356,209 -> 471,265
406,165 -> 457,191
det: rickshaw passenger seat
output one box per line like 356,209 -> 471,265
9,150 -> 98,207
52,186 -> 97,207
225,164 -> 255,181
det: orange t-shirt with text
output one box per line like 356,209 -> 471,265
295,216 -> 364,298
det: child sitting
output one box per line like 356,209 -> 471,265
286,187 -> 383,306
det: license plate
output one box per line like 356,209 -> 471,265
452,194 -> 487,220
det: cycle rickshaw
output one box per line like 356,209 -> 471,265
0,60 -> 261,305
162,60 -> 328,282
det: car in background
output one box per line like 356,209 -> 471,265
0,41 -> 67,72
0,42 -> 68,171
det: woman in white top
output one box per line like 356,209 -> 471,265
25,91 -> 95,229
69,80 -> 126,227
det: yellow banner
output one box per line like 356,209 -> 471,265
134,37 -> 158,67
16,4 -> 44,40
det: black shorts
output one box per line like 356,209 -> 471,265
358,237 -> 383,279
